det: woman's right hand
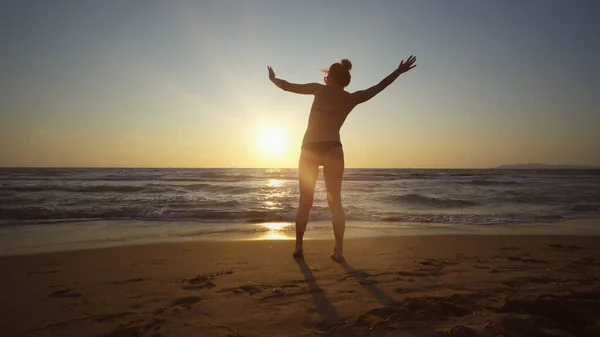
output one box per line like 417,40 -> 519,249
398,55 -> 417,73
267,66 -> 276,81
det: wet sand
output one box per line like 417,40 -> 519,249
2,233 -> 600,336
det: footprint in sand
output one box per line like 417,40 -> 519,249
490,266 -> 523,273
417,258 -> 459,267
28,270 -> 61,275
347,296 -> 473,330
445,325 -> 478,337
101,317 -> 165,337
179,275 -> 216,290
396,270 -> 442,277
358,279 -> 378,285
348,270 -> 370,278
370,271 -> 394,277
219,282 -> 300,297
500,295 -> 585,327
573,257 -> 600,266
182,283 -> 216,290
48,289 -> 82,299
178,270 -> 233,290
36,262 -> 63,267
292,278 -> 314,283
258,286 -> 314,302
501,276 -> 554,288
111,278 -> 144,286
498,246 -> 522,251
159,296 -> 203,313
170,296 -> 201,308
102,326 -> 141,337
504,256 -> 548,264
92,312 -> 132,323
548,244 -> 587,252
217,284 -> 271,296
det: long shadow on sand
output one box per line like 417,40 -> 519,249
294,258 -> 341,327
334,259 -> 440,336
336,259 -> 398,306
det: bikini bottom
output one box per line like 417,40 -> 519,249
301,141 -> 342,156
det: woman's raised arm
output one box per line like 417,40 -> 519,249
268,66 -> 322,95
350,55 -> 416,105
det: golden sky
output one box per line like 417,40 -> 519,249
1,1 -> 598,168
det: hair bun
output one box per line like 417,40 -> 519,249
340,59 -> 352,71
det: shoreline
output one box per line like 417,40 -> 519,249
1,218 -> 600,257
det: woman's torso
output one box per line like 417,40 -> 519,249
302,86 -> 355,144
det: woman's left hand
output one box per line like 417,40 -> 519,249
398,56 -> 417,73
267,66 -> 276,81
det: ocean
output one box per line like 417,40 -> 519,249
1,168 -> 600,254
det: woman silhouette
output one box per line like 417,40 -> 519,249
268,56 -> 416,261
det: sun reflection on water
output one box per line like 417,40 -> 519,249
261,231 -> 291,240
262,179 -> 287,209
267,179 -> 283,187
258,222 -> 293,240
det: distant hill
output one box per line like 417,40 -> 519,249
494,163 -> 600,169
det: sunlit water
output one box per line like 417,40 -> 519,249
1,168 -> 599,254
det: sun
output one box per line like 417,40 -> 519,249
259,129 -> 287,155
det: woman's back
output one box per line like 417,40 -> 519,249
303,86 -> 354,143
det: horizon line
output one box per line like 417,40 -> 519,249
1,165 -> 599,170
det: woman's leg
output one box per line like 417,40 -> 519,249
323,147 -> 345,260
294,150 -> 319,257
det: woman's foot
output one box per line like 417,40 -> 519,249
330,243 -> 344,262
330,246 -> 344,262
292,244 -> 304,258
330,252 -> 345,262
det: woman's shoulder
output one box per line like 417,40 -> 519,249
316,86 -> 351,95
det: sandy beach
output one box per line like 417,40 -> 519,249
2,224 -> 600,337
